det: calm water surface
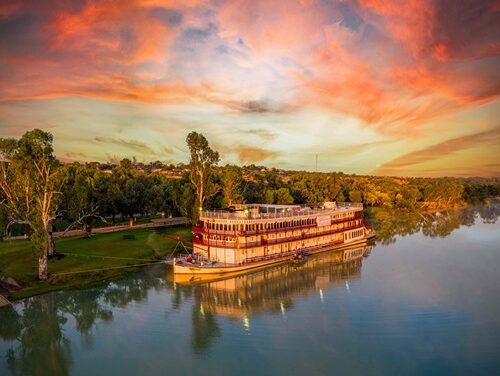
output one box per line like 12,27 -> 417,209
1,205 -> 499,375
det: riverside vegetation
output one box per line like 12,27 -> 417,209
0,129 -> 498,297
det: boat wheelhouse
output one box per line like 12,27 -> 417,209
173,202 -> 375,274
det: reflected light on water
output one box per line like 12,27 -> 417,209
319,288 -> 324,303
243,315 -> 251,334
280,301 -> 287,318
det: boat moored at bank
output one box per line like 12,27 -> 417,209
173,202 -> 375,274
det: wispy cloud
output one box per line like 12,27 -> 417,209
94,136 -> 156,155
374,126 -> 500,175
236,129 -> 278,140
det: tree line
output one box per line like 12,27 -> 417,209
0,129 -> 498,279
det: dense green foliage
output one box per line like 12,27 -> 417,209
1,131 -> 498,241
186,131 -> 220,219
0,129 -> 66,279
50,156 -> 498,222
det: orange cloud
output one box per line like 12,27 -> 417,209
216,144 -> 279,163
359,0 -> 500,62
217,0 -> 325,54
47,1 -> 180,64
374,126 -> 500,176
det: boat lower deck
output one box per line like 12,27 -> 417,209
171,232 -> 375,275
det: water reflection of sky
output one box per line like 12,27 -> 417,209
0,206 -> 499,375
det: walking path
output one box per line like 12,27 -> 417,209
4,217 -> 189,241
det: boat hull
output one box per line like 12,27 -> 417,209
172,234 -> 374,275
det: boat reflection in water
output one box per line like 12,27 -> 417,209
173,243 -> 372,319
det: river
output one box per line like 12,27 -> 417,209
0,205 -> 499,375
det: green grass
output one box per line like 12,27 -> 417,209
0,226 -> 192,300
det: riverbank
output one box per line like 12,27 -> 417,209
0,226 -> 191,301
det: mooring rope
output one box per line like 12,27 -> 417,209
59,252 -> 158,262
50,260 -> 165,278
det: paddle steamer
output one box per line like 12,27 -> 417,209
173,202 -> 375,274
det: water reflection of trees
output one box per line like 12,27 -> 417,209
373,204 -> 500,245
0,269 -> 166,376
2,296 -> 72,376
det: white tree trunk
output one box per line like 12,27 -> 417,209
38,252 -> 48,280
46,220 -> 56,256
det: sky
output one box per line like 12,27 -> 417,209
0,0 -> 499,177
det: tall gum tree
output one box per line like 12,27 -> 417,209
186,132 -> 220,219
221,164 -> 244,207
0,129 -> 63,280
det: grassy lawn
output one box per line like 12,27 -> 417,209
0,226 -> 192,300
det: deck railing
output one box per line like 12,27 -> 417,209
200,202 -> 363,220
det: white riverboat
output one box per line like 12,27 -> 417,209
172,202 -> 375,275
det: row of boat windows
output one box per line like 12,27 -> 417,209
209,235 -> 235,242
206,222 -> 361,242
333,212 -> 354,219
345,229 -> 364,240
203,218 -> 317,232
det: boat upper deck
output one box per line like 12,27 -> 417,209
200,202 -> 363,222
